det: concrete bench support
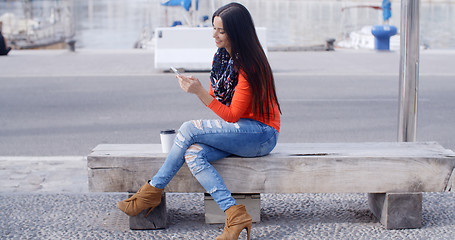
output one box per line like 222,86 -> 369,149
87,142 -> 455,230
204,193 -> 261,224
129,192 -> 167,230
368,193 -> 422,229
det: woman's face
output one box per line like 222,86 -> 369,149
213,16 -> 231,53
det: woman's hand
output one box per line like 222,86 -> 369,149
177,75 -> 214,106
177,75 -> 203,94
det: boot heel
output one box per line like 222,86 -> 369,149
246,224 -> 252,240
216,204 -> 253,240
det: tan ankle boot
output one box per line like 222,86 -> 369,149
216,204 -> 252,240
116,182 -> 163,217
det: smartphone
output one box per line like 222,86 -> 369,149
170,67 -> 181,76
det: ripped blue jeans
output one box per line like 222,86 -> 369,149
150,118 -> 279,211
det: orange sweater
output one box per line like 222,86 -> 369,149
207,72 -> 281,132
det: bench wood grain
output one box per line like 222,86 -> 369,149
88,142 -> 455,194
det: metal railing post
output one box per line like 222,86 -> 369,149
398,0 -> 420,142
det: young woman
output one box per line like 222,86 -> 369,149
117,3 -> 281,239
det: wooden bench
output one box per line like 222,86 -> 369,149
87,142 -> 455,230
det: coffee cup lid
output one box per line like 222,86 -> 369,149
161,129 -> 176,134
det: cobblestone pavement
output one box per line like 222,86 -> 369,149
1,155 -> 455,239
0,191 -> 454,239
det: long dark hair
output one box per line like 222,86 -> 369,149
212,2 -> 281,120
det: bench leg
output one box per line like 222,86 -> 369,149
368,192 -> 422,229
129,192 -> 167,230
204,193 -> 261,224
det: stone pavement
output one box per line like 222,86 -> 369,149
0,156 -> 88,193
1,155 -> 455,239
1,49 -> 455,239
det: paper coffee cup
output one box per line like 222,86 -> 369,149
160,129 -> 176,153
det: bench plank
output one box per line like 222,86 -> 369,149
88,142 -> 455,194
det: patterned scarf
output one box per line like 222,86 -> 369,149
210,48 -> 239,106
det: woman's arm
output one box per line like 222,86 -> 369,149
177,74 -> 252,123
177,75 -> 213,106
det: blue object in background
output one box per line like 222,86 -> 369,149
171,21 -> 183,27
382,0 -> 392,22
371,25 -> 397,50
161,0 -> 198,11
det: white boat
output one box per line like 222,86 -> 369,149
135,0 -> 212,50
153,26 -> 267,71
0,0 -> 74,50
137,0 -> 267,71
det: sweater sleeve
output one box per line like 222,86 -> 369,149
207,73 -> 252,123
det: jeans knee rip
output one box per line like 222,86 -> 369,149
176,132 -> 185,142
185,144 -> 206,174
185,155 -> 206,175
175,132 -> 186,149
192,120 -> 203,130
188,144 -> 203,152
175,141 -> 184,149
214,120 -> 222,128
208,186 -> 217,194
184,154 -> 198,172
